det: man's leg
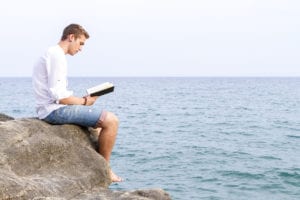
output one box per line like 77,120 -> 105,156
96,111 -> 122,182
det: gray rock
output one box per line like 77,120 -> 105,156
0,113 -> 14,121
0,115 -> 171,200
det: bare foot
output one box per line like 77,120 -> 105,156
110,170 -> 123,182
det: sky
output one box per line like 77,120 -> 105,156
0,0 -> 300,77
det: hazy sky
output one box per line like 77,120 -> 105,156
0,0 -> 299,77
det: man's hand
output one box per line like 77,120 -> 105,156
84,95 -> 98,106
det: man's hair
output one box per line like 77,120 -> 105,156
61,24 -> 90,40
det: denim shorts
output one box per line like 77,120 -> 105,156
43,105 -> 106,128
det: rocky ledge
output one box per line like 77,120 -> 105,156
0,113 -> 171,200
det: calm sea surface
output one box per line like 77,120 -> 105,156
1,77 -> 300,200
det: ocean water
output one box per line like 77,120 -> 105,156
1,77 -> 300,200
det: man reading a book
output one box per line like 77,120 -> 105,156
32,24 -> 122,182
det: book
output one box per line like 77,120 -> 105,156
86,82 -> 114,97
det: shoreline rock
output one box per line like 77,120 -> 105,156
0,113 -> 14,121
0,113 -> 171,200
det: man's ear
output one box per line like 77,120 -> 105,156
68,34 -> 75,42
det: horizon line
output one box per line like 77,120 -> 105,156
1,75 -> 300,78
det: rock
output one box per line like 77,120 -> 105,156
0,113 -> 14,121
73,188 -> 171,200
0,115 -> 171,200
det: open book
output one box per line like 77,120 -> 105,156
86,82 -> 114,97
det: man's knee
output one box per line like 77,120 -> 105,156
100,111 -> 119,128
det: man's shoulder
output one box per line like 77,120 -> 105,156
46,45 -> 64,58
47,45 -> 62,53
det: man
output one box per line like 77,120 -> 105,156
32,24 -> 122,182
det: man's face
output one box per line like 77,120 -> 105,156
68,34 -> 86,56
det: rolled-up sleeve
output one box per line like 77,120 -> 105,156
46,50 -> 73,102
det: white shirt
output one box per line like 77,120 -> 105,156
32,45 -> 73,119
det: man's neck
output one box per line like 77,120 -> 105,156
58,40 -> 69,54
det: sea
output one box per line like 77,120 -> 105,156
0,77 -> 300,200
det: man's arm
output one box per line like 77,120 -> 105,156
59,95 -> 98,106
